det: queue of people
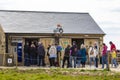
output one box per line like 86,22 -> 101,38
24,41 -> 118,68
24,42 -> 62,67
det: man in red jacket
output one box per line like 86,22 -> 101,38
109,41 -> 116,52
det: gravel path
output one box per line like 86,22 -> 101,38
0,65 -> 120,72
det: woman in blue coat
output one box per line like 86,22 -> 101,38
76,49 -> 82,68
80,44 -> 87,67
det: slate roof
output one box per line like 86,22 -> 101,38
0,10 -> 105,34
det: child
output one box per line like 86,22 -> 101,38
111,48 -> 117,68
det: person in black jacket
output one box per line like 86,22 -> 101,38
24,42 -> 30,66
37,42 -> 45,66
47,44 -> 51,65
70,41 -> 77,68
30,42 -> 37,65
62,45 -> 71,68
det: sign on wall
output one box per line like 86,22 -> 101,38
8,58 -> 12,63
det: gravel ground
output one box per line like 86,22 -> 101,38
0,64 -> 119,72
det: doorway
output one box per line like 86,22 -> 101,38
72,38 -> 84,49
25,38 -> 39,47
24,38 -> 39,65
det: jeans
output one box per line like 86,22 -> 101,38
89,57 -> 96,67
70,56 -> 77,68
77,60 -> 81,68
102,54 -> 108,68
111,58 -> 117,67
37,55 -> 45,66
95,57 -> 98,68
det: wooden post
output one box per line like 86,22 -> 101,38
107,52 -> 110,71
16,53 -> 18,68
3,53 -> 5,66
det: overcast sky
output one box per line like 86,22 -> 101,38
0,0 -> 120,49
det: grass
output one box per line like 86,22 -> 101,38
0,68 -> 120,80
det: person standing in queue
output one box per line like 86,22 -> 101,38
102,43 -> 108,69
49,44 -> 57,67
88,45 -> 95,68
80,44 -> 87,68
56,43 -> 62,67
30,42 -> 37,65
70,41 -> 77,68
62,45 -> 71,68
94,42 -> 99,68
37,42 -> 45,67
109,41 -> 117,67
47,44 -> 51,65
24,42 -> 30,66
93,45 -> 99,68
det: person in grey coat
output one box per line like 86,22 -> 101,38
37,42 -> 45,66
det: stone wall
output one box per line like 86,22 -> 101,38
0,25 -> 5,66
0,26 -> 5,54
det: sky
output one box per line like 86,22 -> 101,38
0,0 -> 120,50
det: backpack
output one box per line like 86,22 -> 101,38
65,48 -> 70,56
90,47 -> 94,55
77,50 -> 81,60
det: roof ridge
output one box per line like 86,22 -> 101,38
0,9 -> 89,14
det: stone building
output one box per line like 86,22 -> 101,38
0,10 -> 105,66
